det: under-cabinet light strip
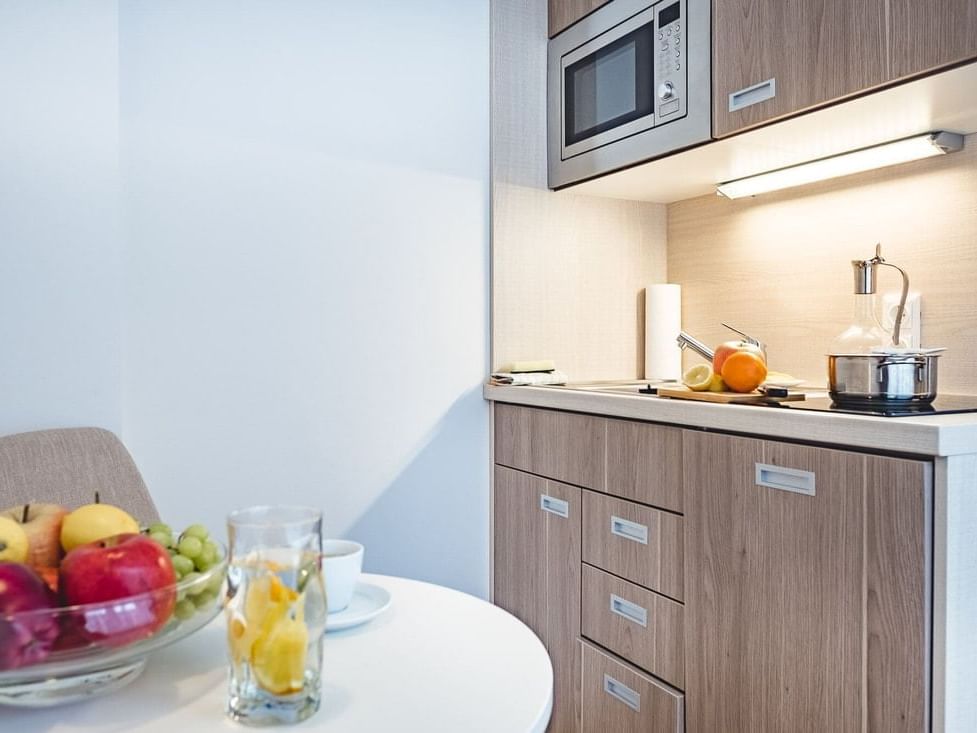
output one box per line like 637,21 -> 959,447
716,131 -> 964,199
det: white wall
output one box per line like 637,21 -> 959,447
0,1 -> 490,598
0,2 -> 123,434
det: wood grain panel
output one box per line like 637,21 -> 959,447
583,490 -> 684,601
494,403 -> 606,491
605,420 -> 683,513
667,134 -> 977,393
493,466 -> 583,733
889,0 -> 977,80
865,455 -> 931,731
580,640 -> 684,733
712,0 -> 887,137
548,0 -> 612,37
683,430 -> 930,731
543,478 -> 583,733
581,564 -> 685,688
493,466 -> 546,633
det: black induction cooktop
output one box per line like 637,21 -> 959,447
764,394 -> 977,417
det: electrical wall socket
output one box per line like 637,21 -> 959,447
881,291 -> 921,348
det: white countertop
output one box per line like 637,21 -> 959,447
6,574 -> 553,733
484,384 -> 977,457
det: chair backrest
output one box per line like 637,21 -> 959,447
0,427 -> 158,525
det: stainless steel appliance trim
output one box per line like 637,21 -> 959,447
561,5 -> 659,159
547,0 -> 712,189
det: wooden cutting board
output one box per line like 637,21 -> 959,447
656,386 -> 806,404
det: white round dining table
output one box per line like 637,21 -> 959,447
5,574 -> 553,732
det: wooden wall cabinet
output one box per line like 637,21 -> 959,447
494,465 -> 582,732
683,430 -> 931,731
713,0 -> 888,137
713,0 -> 977,137
548,0 -> 611,38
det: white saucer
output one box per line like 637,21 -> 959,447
325,582 -> 392,632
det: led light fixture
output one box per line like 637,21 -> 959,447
716,131 -> 964,199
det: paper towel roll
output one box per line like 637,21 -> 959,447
644,284 -> 682,380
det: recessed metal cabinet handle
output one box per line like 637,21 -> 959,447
755,463 -> 816,496
610,594 -> 648,627
729,77 -> 776,112
610,515 -> 649,544
539,494 -> 569,518
603,674 -> 641,712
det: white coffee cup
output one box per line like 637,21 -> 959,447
322,539 -> 364,613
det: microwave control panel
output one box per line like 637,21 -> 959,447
654,0 -> 686,122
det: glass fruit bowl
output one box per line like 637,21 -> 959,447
0,552 -> 227,708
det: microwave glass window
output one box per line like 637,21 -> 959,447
658,2 -> 680,27
564,21 -> 654,147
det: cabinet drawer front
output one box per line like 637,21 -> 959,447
495,404 -> 605,491
583,491 -> 684,600
605,420 -> 683,513
582,564 -> 685,688
581,640 -> 684,733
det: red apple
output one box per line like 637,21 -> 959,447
713,339 -> 765,374
60,533 -> 176,646
0,562 -> 60,670
1,503 -> 68,569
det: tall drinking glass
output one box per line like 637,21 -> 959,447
225,506 -> 326,726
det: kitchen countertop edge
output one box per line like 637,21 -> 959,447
483,384 -> 977,458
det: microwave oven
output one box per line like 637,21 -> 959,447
547,0 -> 712,189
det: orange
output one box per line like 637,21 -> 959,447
720,351 -> 768,393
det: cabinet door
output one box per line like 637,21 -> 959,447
494,466 -> 582,732
889,0 -> 977,80
712,0 -> 887,137
684,432 -> 930,732
548,0 -> 612,38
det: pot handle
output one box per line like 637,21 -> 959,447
875,356 -> 927,368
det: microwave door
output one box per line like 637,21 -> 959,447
561,11 -> 656,160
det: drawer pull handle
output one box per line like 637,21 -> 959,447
729,77 -> 776,112
755,463 -> 816,496
603,673 -> 641,712
610,593 -> 648,627
540,494 -> 569,518
610,515 -> 648,544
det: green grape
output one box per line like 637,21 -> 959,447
203,538 -> 221,558
177,536 -> 203,559
192,589 -> 217,609
149,530 -> 172,547
193,555 -> 214,572
182,524 -> 209,541
182,571 -> 204,594
174,598 -> 196,621
148,522 -> 172,535
206,570 -> 226,593
172,554 -> 195,577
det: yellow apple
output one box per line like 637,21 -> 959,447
1,503 -> 68,568
0,516 -> 29,563
60,503 -> 140,552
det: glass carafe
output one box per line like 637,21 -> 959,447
830,293 -> 895,354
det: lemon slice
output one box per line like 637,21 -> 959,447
682,364 -> 714,392
707,374 -> 727,392
251,614 -> 309,695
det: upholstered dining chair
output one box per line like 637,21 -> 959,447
0,427 -> 158,524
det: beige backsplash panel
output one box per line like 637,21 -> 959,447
491,0 -> 668,382
668,132 -> 977,392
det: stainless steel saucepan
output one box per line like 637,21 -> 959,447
828,351 -> 941,405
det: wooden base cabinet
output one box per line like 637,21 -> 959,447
494,465 -> 581,732
683,431 -> 931,732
